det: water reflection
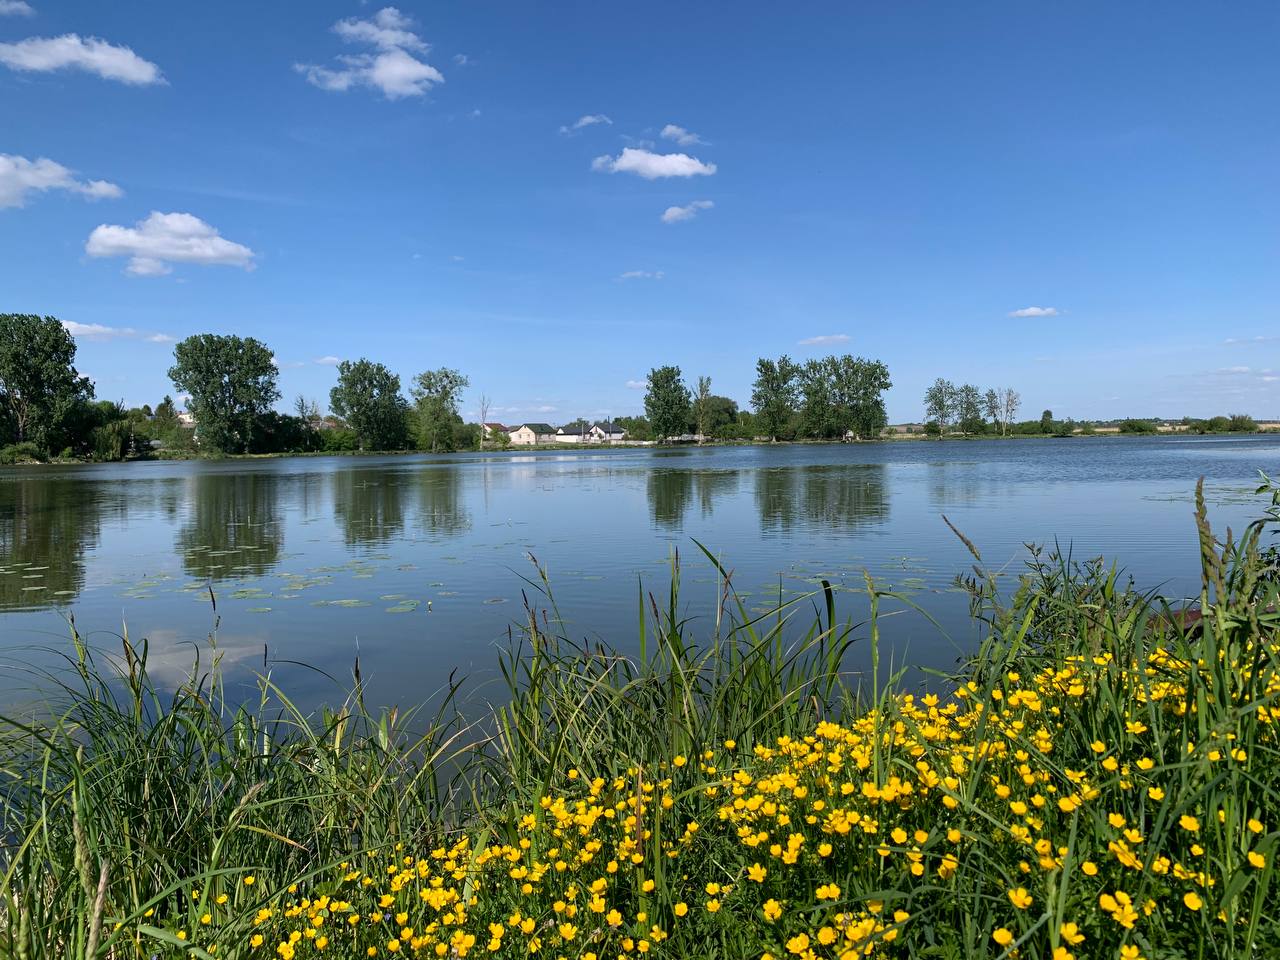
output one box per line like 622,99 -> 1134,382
755,464 -> 889,534
333,471 -> 407,547
415,467 -> 470,539
648,469 -> 694,528
177,473 -> 283,579
0,477 -> 105,609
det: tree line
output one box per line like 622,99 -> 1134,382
637,354 -> 893,442
0,315 -> 479,460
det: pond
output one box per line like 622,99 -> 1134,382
1,436 -> 1277,710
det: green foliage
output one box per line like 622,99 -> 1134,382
329,359 -> 409,451
954,383 -> 985,435
796,355 -> 892,439
1039,408 -> 1054,432
168,334 -> 280,453
614,415 -> 653,441
320,427 -> 359,452
751,355 -> 799,440
1118,418 -> 1159,434
410,367 -> 469,453
0,441 -> 41,464
0,313 -> 95,453
644,365 -> 692,440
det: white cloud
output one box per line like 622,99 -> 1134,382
61,320 -> 176,343
313,355 -> 342,366
453,53 -> 470,65
559,114 -> 611,134
62,321 -> 135,340
660,199 -> 713,223
295,7 -> 442,100
660,123 -> 705,146
625,379 -> 645,389
592,148 -> 716,179
1223,335 -> 1279,345
798,334 -> 851,346
1218,366 -> 1253,375
0,34 -> 163,84
0,2 -> 34,16
1008,306 -> 1059,318
532,404 -> 557,413
0,154 -> 123,209
618,269 -> 664,280
85,211 -> 256,276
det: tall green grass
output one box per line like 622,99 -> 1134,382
0,479 -> 1276,958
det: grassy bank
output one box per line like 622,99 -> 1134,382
2,482 -> 1278,959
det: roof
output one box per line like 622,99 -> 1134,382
592,421 -> 625,433
558,423 -> 590,435
513,422 -> 556,434
483,422 -> 509,431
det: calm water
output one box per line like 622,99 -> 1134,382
1,436 -> 1276,709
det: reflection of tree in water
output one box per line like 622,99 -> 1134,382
0,477 -> 109,609
177,473 -> 283,579
332,470 -> 406,548
755,464 -> 889,534
648,469 -> 693,529
648,469 -> 743,528
415,467 -> 470,539
927,462 -> 984,509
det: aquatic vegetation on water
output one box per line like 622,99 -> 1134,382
1,479 -> 1279,958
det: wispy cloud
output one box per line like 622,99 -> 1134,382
85,211 -> 256,277
0,33 -> 163,84
625,379 -> 645,390
618,269 -> 664,281
61,320 -> 175,343
660,199 -> 713,223
1008,306 -> 1060,318
559,113 -> 611,134
1223,335 -> 1279,345
660,123 -> 705,146
313,355 -> 342,366
0,153 -> 122,209
453,53 -> 470,65
0,1 -> 34,16
798,334 -> 851,346
295,7 -> 443,100
592,148 -> 716,179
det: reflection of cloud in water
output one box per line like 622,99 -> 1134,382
111,628 -> 269,689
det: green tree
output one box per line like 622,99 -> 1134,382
1039,409 -> 1055,433
614,415 -> 653,441
955,384 -> 985,435
329,359 -> 409,451
830,355 -> 892,439
924,378 -> 956,435
168,334 -> 280,453
797,359 -> 837,438
0,314 -> 94,453
410,367 -> 470,452
704,395 -> 740,437
692,375 -> 713,441
751,356 -> 799,441
983,388 -> 1001,434
644,365 -> 692,441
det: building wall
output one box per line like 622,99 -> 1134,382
509,427 -> 537,446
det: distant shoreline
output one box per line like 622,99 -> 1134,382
3,428 -> 1276,468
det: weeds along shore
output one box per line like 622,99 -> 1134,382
1,478 -> 1278,959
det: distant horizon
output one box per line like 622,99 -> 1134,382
4,1 -> 1278,423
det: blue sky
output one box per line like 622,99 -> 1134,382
1,1 -> 1277,424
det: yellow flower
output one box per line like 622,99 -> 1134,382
815,883 -> 841,900
1081,861 -> 1098,876
673,756 -> 687,768
674,902 -> 688,917
1007,887 -> 1033,910
200,913 -> 212,925
992,928 -> 1014,947
250,935 -> 264,949
747,863 -> 767,883
1148,786 -> 1165,801
724,739 -> 736,750
1059,922 -> 1084,945
1183,891 -> 1203,911
558,923 -> 576,940
1248,851 -> 1266,869
243,876 -> 256,886
1179,814 -> 1200,832
785,933 -> 810,955
1120,946 -> 1143,960
706,899 -> 721,913
386,941 -> 400,954
1247,818 -> 1264,834
1052,949 -> 1074,960
763,899 -> 782,922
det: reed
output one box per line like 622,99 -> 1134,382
0,479 -> 1276,959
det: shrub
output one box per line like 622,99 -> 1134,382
0,441 -> 42,464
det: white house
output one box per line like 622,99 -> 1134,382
555,424 -> 590,443
589,421 -> 626,443
508,423 -> 557,446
